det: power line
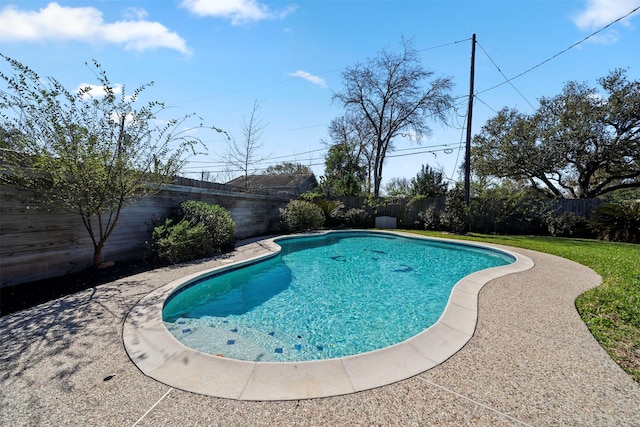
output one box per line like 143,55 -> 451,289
177,9 -> 639,180
418,37 -> 472,52
386,146 -> 460,159
184,141 -> 460,170
449,109 -> 468,182
182,159 -> 327,176
477,5 -> 640,95
185,147 -> 328,167
474,95 -> 499,115
475,41 -> 536,110
283,123 -> 328,132
168,36 -> 473,109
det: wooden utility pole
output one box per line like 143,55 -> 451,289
464,34 -> 476,206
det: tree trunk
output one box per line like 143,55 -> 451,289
93,240 -> 105,266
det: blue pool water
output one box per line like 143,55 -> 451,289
162,231 -> 514,362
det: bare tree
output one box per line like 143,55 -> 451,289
223,99 -> 270,190
333,37 -> 454,196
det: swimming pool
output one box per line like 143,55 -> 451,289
162,232 -> 514,362
123,230 -> 533,400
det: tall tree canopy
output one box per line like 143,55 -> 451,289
319,142 -> 366,197
383,177 -> 411,197
0,55 -> 224,265
264,162 -> 311,175
409,164 -> 449,198
472,69 -> 640,199
320,113 -> 372,196
332,37 -> 454,196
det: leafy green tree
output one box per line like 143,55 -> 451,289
440,183 -> 470,233
264,162 -> 311,175
0,55 -> 225,266
319,142 -> 365,197
333,37 -> 454,196
383,177 -> 411,197
473,69 -> 640,198
409,164 -> 448,198
325,113 -> 375,194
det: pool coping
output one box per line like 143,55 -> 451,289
123,230 -> 534,401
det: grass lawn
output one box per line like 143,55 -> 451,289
403,230 -> 640,383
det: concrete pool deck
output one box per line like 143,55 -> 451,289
1,234 -> 639,425
123,231 -> 535,401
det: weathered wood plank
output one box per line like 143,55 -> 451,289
1,183 -> 288,287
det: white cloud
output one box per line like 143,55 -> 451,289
573,0 -> 640,31
76,83 -> 124,99
123,7 -> 149,20
288,70 -> 327,88
103,20 -> 189,53
0,2 -> 190,54
181,0 -> 296,25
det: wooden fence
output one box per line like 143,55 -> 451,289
0,183 -> 604,287
0,182 -> 290,287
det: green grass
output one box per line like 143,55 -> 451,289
402,230 -> 640,383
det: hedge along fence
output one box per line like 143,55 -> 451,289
340,196 -> 445,228
339,195 -> 602,232
0,182 -> 290,287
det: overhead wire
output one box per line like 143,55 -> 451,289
476,5 -> 640,95
183,141 -> 461,170
473,96 -> 499,115
418,37 -> 472,52
187,6 -> 640,180
475,41 -> 536,110
448,108 -> 468,182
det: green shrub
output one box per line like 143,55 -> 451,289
440,186 -> 470,233
344,208 -> 371,228
590,201 -> 640,243
470,188 -> 545,234
544,212 -> 591,237
417,207 -> 441,230
280,199 -> 325,232
179,200 -> 236,249
314,198 -> 345,226
151,201 -> 236,263
151,218 -> 210,264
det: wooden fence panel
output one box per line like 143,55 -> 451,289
0,184 -> 289,287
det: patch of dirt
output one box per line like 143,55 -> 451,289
0,260 -> 156,317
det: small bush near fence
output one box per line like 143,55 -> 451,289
280,200 -> 325,232
590,201 -> 640,243
180,201 -> 237,249
416,207 -> 441,230
151,201 -> 236,264
313,199 -> 345,227
544,212 -> 591,238
440,186 -> 471,233
344,208 -> 372,228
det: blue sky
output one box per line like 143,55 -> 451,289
1,0 -> 639,190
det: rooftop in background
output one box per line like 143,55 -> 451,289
226,173 -> 318,196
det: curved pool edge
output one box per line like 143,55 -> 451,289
122,230 -> 534,401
